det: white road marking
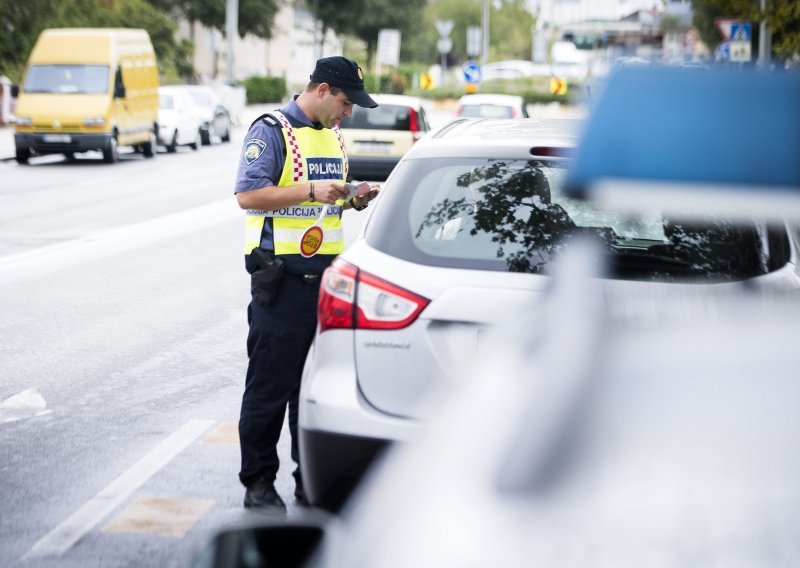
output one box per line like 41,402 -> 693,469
0,198 -> 242,285
21,419 -> 214,560
0,388 -> 52,424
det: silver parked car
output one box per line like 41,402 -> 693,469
299,66 -> 800,512
175,84 -> 232,145
157,86 -> 202,152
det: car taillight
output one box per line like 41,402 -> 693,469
318,259 -> 430,332
409,107 -> 423,142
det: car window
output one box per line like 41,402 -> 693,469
340,104 -> 413,131
159,94 -> 174,109
459,104 -> 514,119
367,157 -> 788,281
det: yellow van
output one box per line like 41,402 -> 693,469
14,28 -> 159,164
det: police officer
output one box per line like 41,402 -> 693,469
234,56 -> 379,512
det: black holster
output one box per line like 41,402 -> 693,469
248,248 -> 285,306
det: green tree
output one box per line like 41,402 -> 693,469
490,0 -> 535,61
691,0 -> 800,62
0,0 -> 189,82
403,0 -> 537,67
305,0 -> 426,69
149,0 -> 281,39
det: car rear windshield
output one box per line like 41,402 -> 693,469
366,157 -> 791,282
340,104 -> 414,131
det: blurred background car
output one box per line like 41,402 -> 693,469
208,80 -> 246,125
454,93 -> 529,119
175,84 -> 232,146
337,93 -> 431,181
156,86 -> 202,152
299,66 -> 800,513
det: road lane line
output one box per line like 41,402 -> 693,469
21,419 -> 214,560
0,198 -> 241,285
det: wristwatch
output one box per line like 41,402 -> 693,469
349,196 -> 368,211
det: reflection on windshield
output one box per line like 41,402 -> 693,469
412,159 -> 780,281
24,64 -> 110,94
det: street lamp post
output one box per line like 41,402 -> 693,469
481,0 -> 489,67
225,0 -> 238,83
757,0 -> 771,68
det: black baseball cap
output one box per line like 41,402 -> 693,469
310,56 -> 378,108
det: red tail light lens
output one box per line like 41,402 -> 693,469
318,259 -> 430,332
408,107 -> 423,142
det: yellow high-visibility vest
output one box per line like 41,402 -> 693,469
244,111 -> 348,256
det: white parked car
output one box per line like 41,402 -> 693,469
174,84 -> 232,146
298,65 -> 800,513
455,93 -> 529,119
157,86 -> 202,152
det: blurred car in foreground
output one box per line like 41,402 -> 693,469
198,260 -> 800,567
338,94 -> 431,181
157,86 -> 202,152
455,93 -> 529,118
175,84 -> 232,145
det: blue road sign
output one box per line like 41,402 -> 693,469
463,60 -> 481,84
730,22 -> 751,43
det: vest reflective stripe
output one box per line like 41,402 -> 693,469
273,227 -> 344,255
246,204 -> 343,219
245,214 -> 266,255
243,110 -> 346,256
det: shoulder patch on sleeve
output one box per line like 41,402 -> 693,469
243,138 -> 267,165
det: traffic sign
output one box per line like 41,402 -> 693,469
437,38 -> 452,55
730,22 -> 751,42
420,73 -> 433,90
730,21 -> 752,63
435,20 -> 454,38
550,77 -> 567,96
377,29 -> 401,67
463,60 -> 481,84
714,18 -> 738,41
467,26 -> 482,57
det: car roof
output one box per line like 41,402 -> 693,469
404,117 -> 581,160
367,93 -> 426,108
457,93 -> 525,105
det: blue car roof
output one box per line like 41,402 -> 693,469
564,66 -> 800,198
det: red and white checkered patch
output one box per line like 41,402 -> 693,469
333,124 -> 349,180
272,111 -> 304,183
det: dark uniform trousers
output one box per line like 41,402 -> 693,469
238,269 -> 321,487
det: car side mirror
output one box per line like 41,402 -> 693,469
191,514 -> 330,568
11,84 -> 19,97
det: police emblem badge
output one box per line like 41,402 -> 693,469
244,138 -> 267,165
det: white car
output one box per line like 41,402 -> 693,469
337,94 -> 431,181
298,65 -> 800,513
175,84 -> 232,146
157,86 -> 202,152
455,93 -> 529,119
